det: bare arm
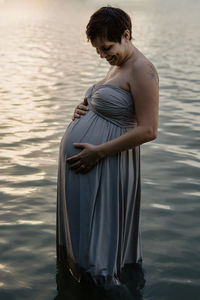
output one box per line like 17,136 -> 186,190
95,61 -> 159,158
67,61 -> 159,173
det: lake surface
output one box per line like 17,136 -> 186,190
0,0 -> 200,299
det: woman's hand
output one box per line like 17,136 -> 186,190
66,143 -> 101,174
72,97 -> 89,121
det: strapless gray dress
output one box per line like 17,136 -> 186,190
56,83 -> 142,287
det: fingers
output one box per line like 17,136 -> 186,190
66,155 -> 92,173
68,160 -> 82,170
67,158 -> 89,173
69,162 -> 91,174
78,104 -> 89,111
83,97 -> 88,106
72,113 -> 80,120
76,108 -> 87,115
72,102 -> 89,120
73,143 -> 85,149
72,109 -> 86,121
66,154 -> 79,163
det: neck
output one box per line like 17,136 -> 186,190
120,43 -> 135,66
126,43 -> 135,61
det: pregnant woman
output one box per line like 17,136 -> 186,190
56,6 -> 159,288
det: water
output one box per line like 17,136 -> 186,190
0,0 -> 200,299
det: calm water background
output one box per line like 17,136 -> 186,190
0,0 -> 200,299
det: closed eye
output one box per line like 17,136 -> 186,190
102,46 -> 112,51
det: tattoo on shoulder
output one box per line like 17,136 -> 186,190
147,62 -> 159,84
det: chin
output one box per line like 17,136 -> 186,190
107,57 -> 118,65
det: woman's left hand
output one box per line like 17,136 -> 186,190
66,143 -> 101,174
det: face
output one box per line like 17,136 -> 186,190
92,31 -> 129,66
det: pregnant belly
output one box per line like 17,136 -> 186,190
61,110 -> 128,158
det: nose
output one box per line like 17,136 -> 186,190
99,51 -> 107,58
97,48 -> 107,59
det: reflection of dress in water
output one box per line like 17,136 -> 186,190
56,83 -> 143,286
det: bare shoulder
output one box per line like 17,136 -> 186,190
130,53 -> 159,87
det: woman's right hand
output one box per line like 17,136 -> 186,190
72,97 -> 89,120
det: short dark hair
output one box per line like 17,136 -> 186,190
86,6 -> 132,43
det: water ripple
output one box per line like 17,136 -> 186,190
0,0 -> 200,299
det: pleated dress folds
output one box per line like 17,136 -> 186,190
56,83 -> 143,287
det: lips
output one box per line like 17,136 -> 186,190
107,56 -> 115,62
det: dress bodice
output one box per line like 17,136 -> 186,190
85,84 -> 137,128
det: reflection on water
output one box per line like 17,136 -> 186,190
55,259 -> 145,300
0,0 -> 200,299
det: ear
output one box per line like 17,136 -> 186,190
123,29 -> 130,41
